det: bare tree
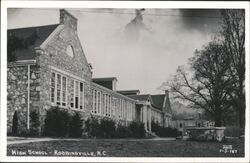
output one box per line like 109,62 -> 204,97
220,9 -> 245,128
166,42 -> 233,127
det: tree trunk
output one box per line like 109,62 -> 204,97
215,119 -> 222,127
214,111 -> 222,127
238,103 -> 245,129
238,77 -> 245,129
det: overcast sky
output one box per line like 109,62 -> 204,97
8,8 -> 221,94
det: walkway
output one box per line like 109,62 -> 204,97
7,136 -> 176,145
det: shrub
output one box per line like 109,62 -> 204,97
151,121 -> 179,137
44,107 -> 71,137
84,117 -> 146,138
29,110 -> 40,136
99,118 -> 116,138
116,123 -> 130,138
128,121 -> 146,138
69,112 -> 83,138
225,126 -> 241,137
85,116 -> 100,138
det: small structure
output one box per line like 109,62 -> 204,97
172,116 -> 215,136
186,127 -> 226,142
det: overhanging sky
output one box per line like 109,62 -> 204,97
8,8 -> 221,94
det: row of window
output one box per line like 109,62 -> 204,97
50,71 -> 84,110
50,71 -> 135,121
92,90 -> 112,116
92,89 -> 135,120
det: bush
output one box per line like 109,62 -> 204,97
44,107 -> 71,137
84,117 -> 146,138
85,116 -> 100,138
151,121 -> 179,137
225,126 -> 241,137
29,110 -> 40,136
99,118 -> 116,138
69,112 -> 83,138
128,121 -> 146,138
116,123 -> 130,138
85,117 -> 116,138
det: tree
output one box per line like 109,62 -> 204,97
69,112 -> 83,138
166,41 -> 233,127
29,110 -> 40,136
220,10 -> 245,128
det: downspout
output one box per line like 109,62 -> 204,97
27,64 -> 30,129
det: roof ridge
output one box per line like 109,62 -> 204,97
8,23 -> 59,31
151,94 -> 165,96
127,94 -> 150,96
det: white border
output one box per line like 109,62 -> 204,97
1,1 -> 249,162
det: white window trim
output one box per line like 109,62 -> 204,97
51,71 -> 68,108
49,66 -> 85,82
50,69 -> 85,111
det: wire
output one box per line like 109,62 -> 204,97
16,8 -> 221,19
67,9 -> 221,19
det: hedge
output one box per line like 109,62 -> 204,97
44,107 -> 83,137
85,116 -> 146,138
151,121 -> 179,137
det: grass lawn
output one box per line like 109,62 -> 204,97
7,138 -> 244,157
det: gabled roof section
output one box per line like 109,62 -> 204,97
8,24 -> 59,61
117,90 -> 140,96
92,77 -> 117,82
151,94 -> 165,110
127,94 -> 151,101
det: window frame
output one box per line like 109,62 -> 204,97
50,71 -> 67,108
50,70 -> 85,111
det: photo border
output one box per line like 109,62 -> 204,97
1,1 -> 249,162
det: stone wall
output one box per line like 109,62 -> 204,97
7,64 -> 40,135
36,17 -> 93,134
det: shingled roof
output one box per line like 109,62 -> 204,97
151,94 -> 165,110
127,94 -> 151,101
7,24 -> 59,61
128,93 -> 172,113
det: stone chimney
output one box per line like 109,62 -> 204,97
60,9 -> 77,31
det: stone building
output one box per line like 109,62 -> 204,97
7,9 -> 172,135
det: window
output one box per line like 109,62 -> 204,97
123,100 -> 125,119
70,80 -> 84,110
108,95 -> 111,116
75,81 -> 79,109
56,74 -> 61,105
97,91 -> 101,114
66,45 -> 74,58
105,94 -> 108,116
119,99 -> 122,118
50,72 -> 56,103
80,82 -> 84,109
102,93 -> 105,115
50,71 -> 84,110
50,72 -> 67,107
121,100 -> 125,119
70,80 -> 74,108
62,76 -> 66,106
92,90 -> 97,114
